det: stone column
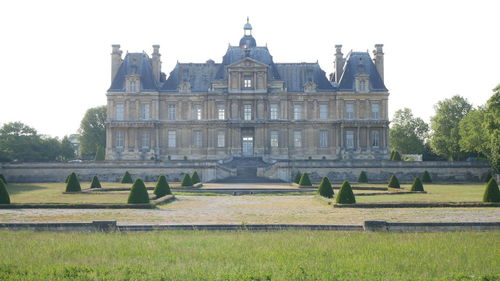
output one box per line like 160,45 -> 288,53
356,126 -> 360,149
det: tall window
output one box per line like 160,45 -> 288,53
168,131 -> 176,148
141,103 -> 150,120
217,131 -> 225,147
141,131 -> 150,149
270,104 -> 278,120
359,80 -> 366,92
294,131 -> 302,147
319,130 -> 328,147
346,104 -> 354,119
244,104 -> 252,120
193,130 -> 202,147
346,131 -> 354,148
168,104 -> 176,120
371,104 -> 380,120
193,104 -> 202,120
270,131 -> 279,147
371,130 -> 380,148
293,104 -> 302,120
319,104 -> 328,120
243,75 -> 253,89
217,104 -> 225,120
115,104 -> 124,120
115,130 -> 124,148
128,80 -> 138,93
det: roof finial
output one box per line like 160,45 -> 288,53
247,16 -> 249,23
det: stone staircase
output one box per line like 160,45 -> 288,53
216,157 -> 284,183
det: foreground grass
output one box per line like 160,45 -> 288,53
0,231 -> 498,281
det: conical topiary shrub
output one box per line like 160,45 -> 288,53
293,172 -> 302,184
392,151 -> 402,161
65,172 -> 81,192
181,173 -> 193,187
121,171 -> 133,184
90,176 -> 102,189
411,177 -> 424,192
421,171 -> 432,183
388,175 -> 400,189
94,146 -> 105,161
482,171 -> 492,183
390,150 -> 396,160
191,171 -> 201,185
483,178 -> 500,202
336,181 -> 356,204
358,171 -> 368,183
317,176 -> 334,198
154,175 -> 172,198
298,173 -> 312,187
0,174 -> 7,184
65,174 -> 70,183
0,179 -> 10,204
127,179 -> 150,204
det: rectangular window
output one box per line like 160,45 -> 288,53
270,131 -> 279,147
294,131 -> 302,147
270,104 -> 278,120
193,104 -> 202,120
346,131 -> 354,148
168,104 -> 176,120
319,104 -> 328,120
115,130 -> 124,148
168,131 -> 176,148
193,130 -> 202,147
319,130 -> 328,147
294,104 -> 302,120
141,103 -> 150,120
115,104 -> 124,120
141,131 -> 150,149
217,104 -> 225,120
371,104 -> 380,120
346,104 -> 354,119
371,130 -> 380,148
217,131 -> 225,147
243,75 -> 253,89
244,104 -> 252,120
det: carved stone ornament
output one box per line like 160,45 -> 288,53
178,81 -> 192,93
304,81 -> 317,93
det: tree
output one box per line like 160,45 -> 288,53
335,181 -> 356,204
483,178 -> 500,203
293,172 -> 302,184
79,106 -> 106,158
298,173 -> 312,187
317,176 -> 334,198
153,175 -> 172,198
60,136 -> 75,160
90,176 -> 102,189
358,171 -> 368,183
65,172 -> 81,192
191,171 -> 201,184
181,174 -> 193,187
94,146 -> 105,161
411,177 -> 424,192
430,95 -> 472,160
127,179 -> 150,204
121,171 -> 133,184
0,179 -> 10,204
389,108 -> 429,154
388,175 -> 400,189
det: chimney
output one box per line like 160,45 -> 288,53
334,45 -> 345,83
111,44 -> 123,83
152,45 -> 162,83
373,44 -> 384,81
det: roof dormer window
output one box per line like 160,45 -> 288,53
243,75 -> 253,89
126,75 -> 140,93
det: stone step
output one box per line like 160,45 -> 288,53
215,176 -> 284,183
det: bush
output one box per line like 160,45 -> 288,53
392,151 -> 402,161
317,177 -> 334,198
154,175 -> 172,198
65,172 -> 81,192
181,174 -> 193,187
94,146 -> 105,161
335,181 -> 356,204
90,176 -> 102,189
411,177 -> 424,192
298,173 -> 312,186
65,174 -> 70,183
482,171 -> 492,183
293,172 -> 302,184
0,174 -> 7,184
483,178 -> 500,203
127,179 -> 150,204
421,171 -> 432,183
121,171 -> 133,184
388,175 -> 400,188
358,171 -> 368,183
0,179 -> 10,204
390,150 -> 396,160
191,171 -> 201,184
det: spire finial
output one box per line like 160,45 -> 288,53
247,16 -> 249,23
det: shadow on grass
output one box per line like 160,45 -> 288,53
6,184 -> 49,195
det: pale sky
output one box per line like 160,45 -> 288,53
0,0 -> 499,138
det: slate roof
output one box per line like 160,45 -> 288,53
337,52 -> 387,91
274,63 -> 335,92
161,62 -> 220,92
108,53 -> 158,92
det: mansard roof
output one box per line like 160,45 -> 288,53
274,63 -> 335,92
161,62 -> 220,92
337,52 -> 387,91
108,53 -> 158,92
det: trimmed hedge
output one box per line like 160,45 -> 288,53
0,174 -> 7,184
391,150 -> 402,161
336,181 -> 356,204
65,172 -> 82,192
298,173 -> 312,186
0,179 -> 10,204
388,175 -> 400,189
421,171 -> 432,183
191,171 -> 201,185
94,146 -> 105,161
411,177 -> 424,192
293,172 -> 302,184
317,177 -> 334,198
358,171 -> 368,183
65,174 -> 70,183
90,176 -> 102,189
154,175 -> 172,198
482,171 -> 493,183
181,174 -> 193,187
127,179 -> 150,204
121,171 -> 133,184
483,178 -> 500,203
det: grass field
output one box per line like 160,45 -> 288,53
0,231 -> 498,281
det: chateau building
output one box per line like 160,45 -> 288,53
105,20 -> 389,162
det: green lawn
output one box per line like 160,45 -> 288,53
0,231 -> 498,281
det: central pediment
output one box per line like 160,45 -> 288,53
228,57 -> 268,69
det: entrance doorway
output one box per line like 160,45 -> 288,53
241,128 -> 254,156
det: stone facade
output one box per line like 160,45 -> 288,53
106,20 -> 390,162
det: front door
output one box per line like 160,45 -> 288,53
242,136 -> 254,156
